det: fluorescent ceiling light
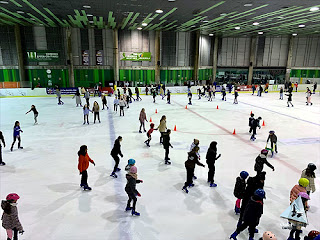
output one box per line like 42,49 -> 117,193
292,33 -> 297,36
0,1 -> 9,3
209,34 -> 214,36
203,20 -> 209,23
277,16 -> 284,19
235,26 -> 240,30
310,7 -> 319,12
83,5 -> 91,8
220,13 -> 227,16
142,22 -> 148,26
244,3 -> 253,7
168,0 -> 176,1
253,22 -> 259,25
17,11 -> 24,14
137,27 -> 142,30
89,21 -> 94,24
87,14 -> 93,17
258,32 -> 263,35
298,24 -> 305,28
155,9 -> 163,13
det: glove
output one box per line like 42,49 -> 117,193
19,230 -> 24,235
137,192 -> 141,197
92,161 -> 95,166
139,180 -> 143,183
170,145 -> 173,148
273,168 -> 275,171
218,154 -> 221,158
120,154 -> 123,158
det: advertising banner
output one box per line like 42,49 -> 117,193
96,50 -> 103,65
46,88 -> 79,95
27,51 -> 59,62
82,50 -> 90,65
120,52 -> 151,61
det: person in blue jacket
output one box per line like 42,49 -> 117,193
10,121 -> 23,151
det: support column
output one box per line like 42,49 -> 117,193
14,25 -> 25,85
212,36 -> 218,83
285,36 -> 294,83
155,30 -> 160,84
66,27 -> 75,87
247,36 -> 257,85
193,30 -> 200,82
113,28 -> 119,85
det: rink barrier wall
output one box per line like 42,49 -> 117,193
0,84 -> 318,97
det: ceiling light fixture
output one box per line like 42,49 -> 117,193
235,26 -> 240,30
17,11 -> 24,14
258,31 -> 264,35
310,7 -> 319,12
0,1 -> 9,3
155,9 -> 163,13
220,13 -> 227,16
203,20 -> 209,23
87,14 -> 93,17
209,33 -> 214,36
168,0 -> 176,1
244,3 -> 253,7
89,21 -> 94,24
292,33 -> 297,36
83,5 -> 91,8
137,27 -> 142,30
142,22 -> 148,26
298,24 -> 305,28
253,22 -> 259,25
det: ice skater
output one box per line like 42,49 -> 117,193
285,92 -> 294,107
73,89 -> 82,107
114,96 -> 119,112
252,85 -> 256,95
55,86 -> 64,105
167,90 -> 171,104
0,131 -> 5,166
83,104 -> 92,125
10,121 -> 23,151
110,136 -> 123,178
92,101 -> 101,123
306,87 -> 313,106
77,145 -> 95,190
135,87 -> 142,101
101,94 -> 108,110
124,93 -> 130,108
158,115 -> 167,144
84,89 -> 90,107
25,105 -> 38,124
182,146 -> 205,193
250,117 -> 262,141
145,86 -> 149,96
125,163 -> 143,216
152,88 -> 157,103
144,123 -> 157,147
233,90 -> 238,104
254,149 -> 275,174
290,178 -> 309,204
233,171 -> 249,214
1,193 -> 24,240
208,87 -> 213,101
301,163 -> 316,196
258,85 -> 263,97
230,189 -> 265,240
163,129 -> 173,164
221,86 -> 226,101
279,87 -> 284,100
266,130 -> 277,156
128,88 -> 133,103
190,139 -> 200,180
313,82 -> 317,94
187,89 -> 193,105
206,141 -> 221,187
139,108 -> 148,133
119,96 -> 126,116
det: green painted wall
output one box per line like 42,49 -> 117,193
290,69 -> 320,78
160,69 -> 194,84
199,68 -> 213,80
74,69 -> 114,88
119,69 -> 154,85
0,69 -> 20,82
27,69 -> 69,88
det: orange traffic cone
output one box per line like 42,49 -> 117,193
174,125 -> 177,131
262,120 -> 265,126
250,111 -> 252,115
232,129 -> 236,135
185,105 -> 188,109
155,109 -> 158,114
150,117 -> 152,122
217,105 -> 219,109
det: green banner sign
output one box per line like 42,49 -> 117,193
27,51 -> 60,62
120,52 -> 151,61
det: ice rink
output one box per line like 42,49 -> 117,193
1,91 -> 320,240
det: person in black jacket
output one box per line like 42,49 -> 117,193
0,131 -> 5,166
266,130 -> 278,156
230,189 -> 265,240
234,171 -> 249,214
162,129 -> 173,165
182,146 -> 205,193
285,92 -> 293,107
128,88 -> 133,103
101,94 -> 108,110
125,165 -> 143,216
254,149 -> 275,173
233,90 -> 239,104
206,141 -> 221,187
250,117 -> 262,141
249,113 -> 255,133
110,136 -> 123,178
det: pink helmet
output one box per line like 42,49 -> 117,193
6,193 -> 20,201
298,192 -> 310,200
263,231 -> 277,240
130,166 -> 137,174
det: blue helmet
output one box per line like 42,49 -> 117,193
240,171 -> 249,179
254,189 -> 266,199
128,159 -> 135,165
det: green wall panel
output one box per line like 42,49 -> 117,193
27,69 -> 69,88
199,69 -> 213,80
119,69 -> 155,85
160,69 -> 194,84
0,69 -> 20,82
290,69 -> 320,78
74,69 -> 114,88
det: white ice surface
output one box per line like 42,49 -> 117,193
0,92 -> 320,240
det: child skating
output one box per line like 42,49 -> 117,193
92,101 -> 101,123
152,88 -> 156,103
221,86 -> 226,101
56,86 -> 64,105
114,96 -> 119,112
279,87 -> 284,100
1,193 -> 24,240
266,130 -> 278,156
144,123 -> 157,147
254,149 -> 275,173
110,136 -> 123,178
84,89 -> 90,107
250,117 -> 262,141
233,171 -> 249,214
206,141 -> 221,187
306,88 -> 313,106
101,94 -> 108,110
286,92 -> 294,107
249,113 -> 254,133
188,89 -> 192,105
162,129 -> 173,164
119,97 -> 126,116
78,145 -> 95,190
25,105 -> 38,124
10,121 -> 23,151
167,90 -> 171,104
0,131 -> 5,165
233,90 -> 238,104
125,163 -> 143,216
83,104 -> 92,125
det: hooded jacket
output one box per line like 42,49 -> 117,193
111,139 -> 122,156
206,142 -> 219,165
254,154 -> 274,172
301,169 -> 316,193
1,200 -> 23,231
234,176 -> 246,199
185,151 -> 205,169
125,173 -> 142,196
242,195 -> 264,225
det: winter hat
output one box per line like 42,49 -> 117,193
263,231 -> 277,240
128,159 -> 135,165
6,193 -> 20,201
254,188 -> 266,199
130,166 -> 137,174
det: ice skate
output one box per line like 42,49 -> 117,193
234,205 -> 240,214
182,186 -> 189,193
131,210 -> 140,216
165,160 -> 171,165
83,185 -> 92,190
0,162 -> 6,166
116,168 -> 121,172
18,146 -> 23,149
125,206 -> 132,211
210,183 -> 217,187
230,231 -> 238,240
80,183 -> 85,188
139,130 -> 142,133
188,183 -> 194,188
110,172 -> 118,178
193,176 -> 197,180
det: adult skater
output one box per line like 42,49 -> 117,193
113,96 -> 119,112
167,90 -> 171,104
128,88 -> 133,103
212,85 -> 216,98
125,163 -> 143,216
101,94 -> 108,110
182,146 -> 205,193
83,104 -> 92,125
230,189 -> 266,240
233,171 -> 249,214
135,87 -> 142,101
73,89 -> 82,107
306,87 -> 313,106
252,85 -> 256,95
84,89 -> 90,107
313,82 -> 317,94
110,136 -> 123,178
254,149 -> 275,173
208,87 -> 213,101
144,123 -> 156,147
55,86 -> 63,105
206,141 -> 221,187
285,92 -> 294,107
124,93 -> 130,109
279,87 -> 284,100
78,145 -> 95,190
119,96 -> 126,116
0,131 -> 5,166
25,105 -> 38,124
233,90 -> 238,104
158,115 -> 167,144
301,163 -> 316,196
258,85 -> 263,97
294,82 -> 298,92
250,117 -> 262,141
138,108 -> 148,133
1,193 -> 24,240
152,88 -> 156,103
92,101 -> 101,123
249,113 -> 255,133
10,121 -> 23,151
266,131 -> 278,156
160,87 -> 165,100
162,129 -> 173,164
188,89 -> 192,105
145,86 -> 149,95
221,86 -> 227,101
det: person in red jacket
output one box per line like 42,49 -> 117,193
78,145 -> 95,190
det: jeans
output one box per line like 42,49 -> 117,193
139,121 -> 145,132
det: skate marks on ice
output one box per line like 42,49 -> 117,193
280,137 -> 320,145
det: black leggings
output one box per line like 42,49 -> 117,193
0,145 -> 3,163
83,114 -> 89,124
81,170 -> 88,186
164,147 -> 169,160
120,106 -> 124,116
86,98 -> 90,107
126,192 -> 137,211
114,104 -> 117,112
112,154 -> 120,173
236,221 -> 257,238
94,112 -> 100,123
207,163 -> 215,184
184,166 -> 194,187
11,135 -> 21,149
139,121 -> 145,131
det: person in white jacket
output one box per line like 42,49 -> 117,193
119,97 -> 126,116
301,163 -> 316,195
